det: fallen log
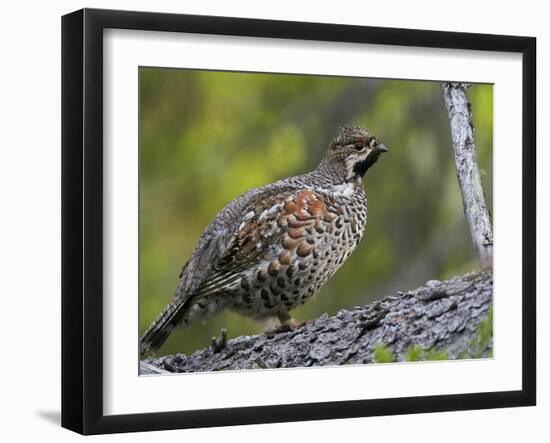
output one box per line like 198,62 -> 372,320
141,269 -> 493,374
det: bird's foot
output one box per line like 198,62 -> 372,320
279,312 -> 309,331
279,318 -> 307,332
271,323 -> 295,334
262,316 -> 307,335
210,328 -> 228,353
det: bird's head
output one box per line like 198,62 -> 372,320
324,124 -> 388,182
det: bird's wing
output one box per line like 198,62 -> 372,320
174,184 -> 336,302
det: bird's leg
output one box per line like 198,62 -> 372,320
259,310 -> 308,335
260,312 -> 305,335
277,311 -> 305,330
259,316 -> 283,334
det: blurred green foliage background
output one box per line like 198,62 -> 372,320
139,67 -> 493,356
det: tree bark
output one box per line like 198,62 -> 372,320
141,270 -> 493,374
441,82 -> 493,268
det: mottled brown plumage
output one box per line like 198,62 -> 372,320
140,124 -> 387,355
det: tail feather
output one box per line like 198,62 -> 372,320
140,301 -> 184,356
141,283 -> 230,356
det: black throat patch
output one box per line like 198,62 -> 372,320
353,152 -> 382,177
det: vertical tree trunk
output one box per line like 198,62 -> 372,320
441,82 -> 493,268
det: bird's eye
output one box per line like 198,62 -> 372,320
354,143 -> 365,151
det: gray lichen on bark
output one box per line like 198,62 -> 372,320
441,82 -> 493,268
141,270 -> 493,374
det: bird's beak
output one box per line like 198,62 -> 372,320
377,143 -> 389,153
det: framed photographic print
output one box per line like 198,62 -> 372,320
61,8 -> 536,435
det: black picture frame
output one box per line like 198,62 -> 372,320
61,8 -> 536,435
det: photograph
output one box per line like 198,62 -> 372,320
138,68 -> 494,374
